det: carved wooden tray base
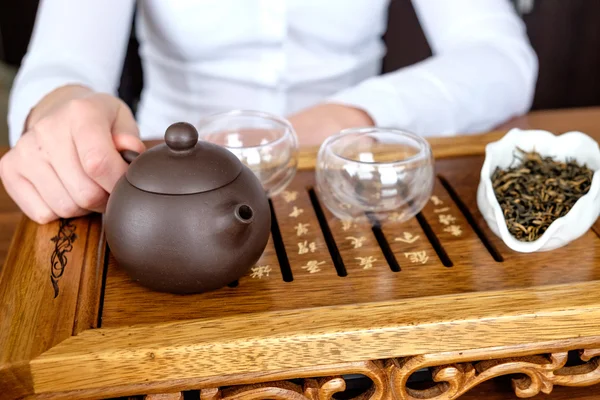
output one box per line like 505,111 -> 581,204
197,342 -> 600,400
2,155 -> 600,400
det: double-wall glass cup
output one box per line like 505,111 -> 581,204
196,110 -> 298,197
316,127 -> 434,223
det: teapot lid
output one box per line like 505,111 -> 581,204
125,122 -> 242,195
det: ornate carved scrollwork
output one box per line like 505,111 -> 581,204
200,360 -> 388,400
201,378 -> 344,400
389,348 -> 600,399
197,347 -> 600,400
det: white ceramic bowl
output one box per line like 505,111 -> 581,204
477,128 -> 600,253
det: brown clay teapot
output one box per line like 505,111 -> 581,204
104,122 -> 271,294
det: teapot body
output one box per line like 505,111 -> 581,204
104,165 -> 271,294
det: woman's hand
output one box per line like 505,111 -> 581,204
0,85 -> 145,224
288,103 -> 374,147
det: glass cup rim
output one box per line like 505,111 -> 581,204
198,109 -> 297,150
321,127 -> 431,166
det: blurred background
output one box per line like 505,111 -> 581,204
1,0 -> 600,146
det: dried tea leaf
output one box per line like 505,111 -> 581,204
492,148 -> 593,242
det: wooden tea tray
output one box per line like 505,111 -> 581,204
2,117 -> 600,399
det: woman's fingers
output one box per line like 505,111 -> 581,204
68,101 -> 131,193
33,123 -> 109,213
17,153 -> 88,219
0,153 -> 58,224
71,97 -> 144,194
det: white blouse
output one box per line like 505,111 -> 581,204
8,0 -> 538,146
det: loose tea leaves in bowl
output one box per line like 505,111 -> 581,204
491,148 -> 593,242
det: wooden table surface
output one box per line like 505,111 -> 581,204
2,106 -> 600,400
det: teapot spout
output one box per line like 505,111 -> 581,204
234,204 -> 255,225
216,204 -> 255,245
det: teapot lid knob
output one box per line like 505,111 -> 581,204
165,122 -> 199,152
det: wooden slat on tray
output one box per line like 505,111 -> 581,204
420,178 -> 498,267
379,212 -> 442,271
269,173 -> 336,280
319,204 -> 388,276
